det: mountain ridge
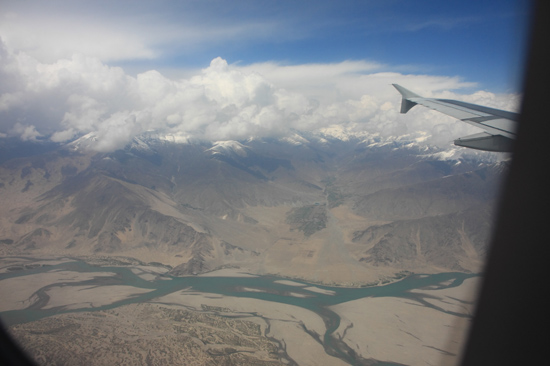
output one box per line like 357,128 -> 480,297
0,131 -> 506,285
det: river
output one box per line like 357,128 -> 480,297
0,260 -> 478,365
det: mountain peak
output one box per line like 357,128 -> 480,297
65,132 -> 98,151
207,140 -> 249,157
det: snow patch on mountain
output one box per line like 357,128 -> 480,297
207,140 -> 249,157
157,133 -> 192,144
65,132 -> 98,151
280,133 -> 310,146
62,126 -> 504,166
319,124 -> 369,141
129,137 -> 154,152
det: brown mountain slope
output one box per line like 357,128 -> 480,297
0,136 -> 505,284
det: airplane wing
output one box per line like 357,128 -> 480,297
392,84 -> 518,152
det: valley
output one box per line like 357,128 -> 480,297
0,131 -> 504,365
0,132 -> 503,285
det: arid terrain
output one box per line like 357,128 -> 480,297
10,304 -> 288,366
0,134 -> 503,285
2,256 -> 478,366
0,134 -> 501,365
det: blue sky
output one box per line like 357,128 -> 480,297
177,0 -> 530,92
1,0 -> 530,90
0,0 -> 531,152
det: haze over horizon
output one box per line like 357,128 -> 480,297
0,0 -> 529,153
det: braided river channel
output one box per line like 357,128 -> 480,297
0,259 -> 478,365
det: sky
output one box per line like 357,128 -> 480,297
0,0 -> 531,153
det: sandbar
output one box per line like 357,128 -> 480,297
0,257 -> 75,273
287,292 -> 309,298
303,286 -> 336,295
410,277 -> 480,315
329,279 -> 478,366
273,280 -> 306,287
240,287 -> 266,293
0,271 -> 117,312
151,290 -> 348,366
197,268 -> 258,277
43,285 -> 154,310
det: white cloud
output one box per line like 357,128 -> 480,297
0,39 -> 520,153
0,3 -> 287,64
0,12 -> 156,63
10,122 -> 42,141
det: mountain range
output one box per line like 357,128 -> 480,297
0,131 -> 506,285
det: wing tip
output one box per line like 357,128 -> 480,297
392,84 -> 421,99
393,84 -> 420,114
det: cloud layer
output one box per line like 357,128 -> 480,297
0,38 -> 520,153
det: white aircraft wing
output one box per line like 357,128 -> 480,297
392,84 -> 518,152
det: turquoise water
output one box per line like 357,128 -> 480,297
0,261 -> 475,323
0,261 -> 477,365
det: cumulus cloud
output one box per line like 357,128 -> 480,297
0,38 -> 519,153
